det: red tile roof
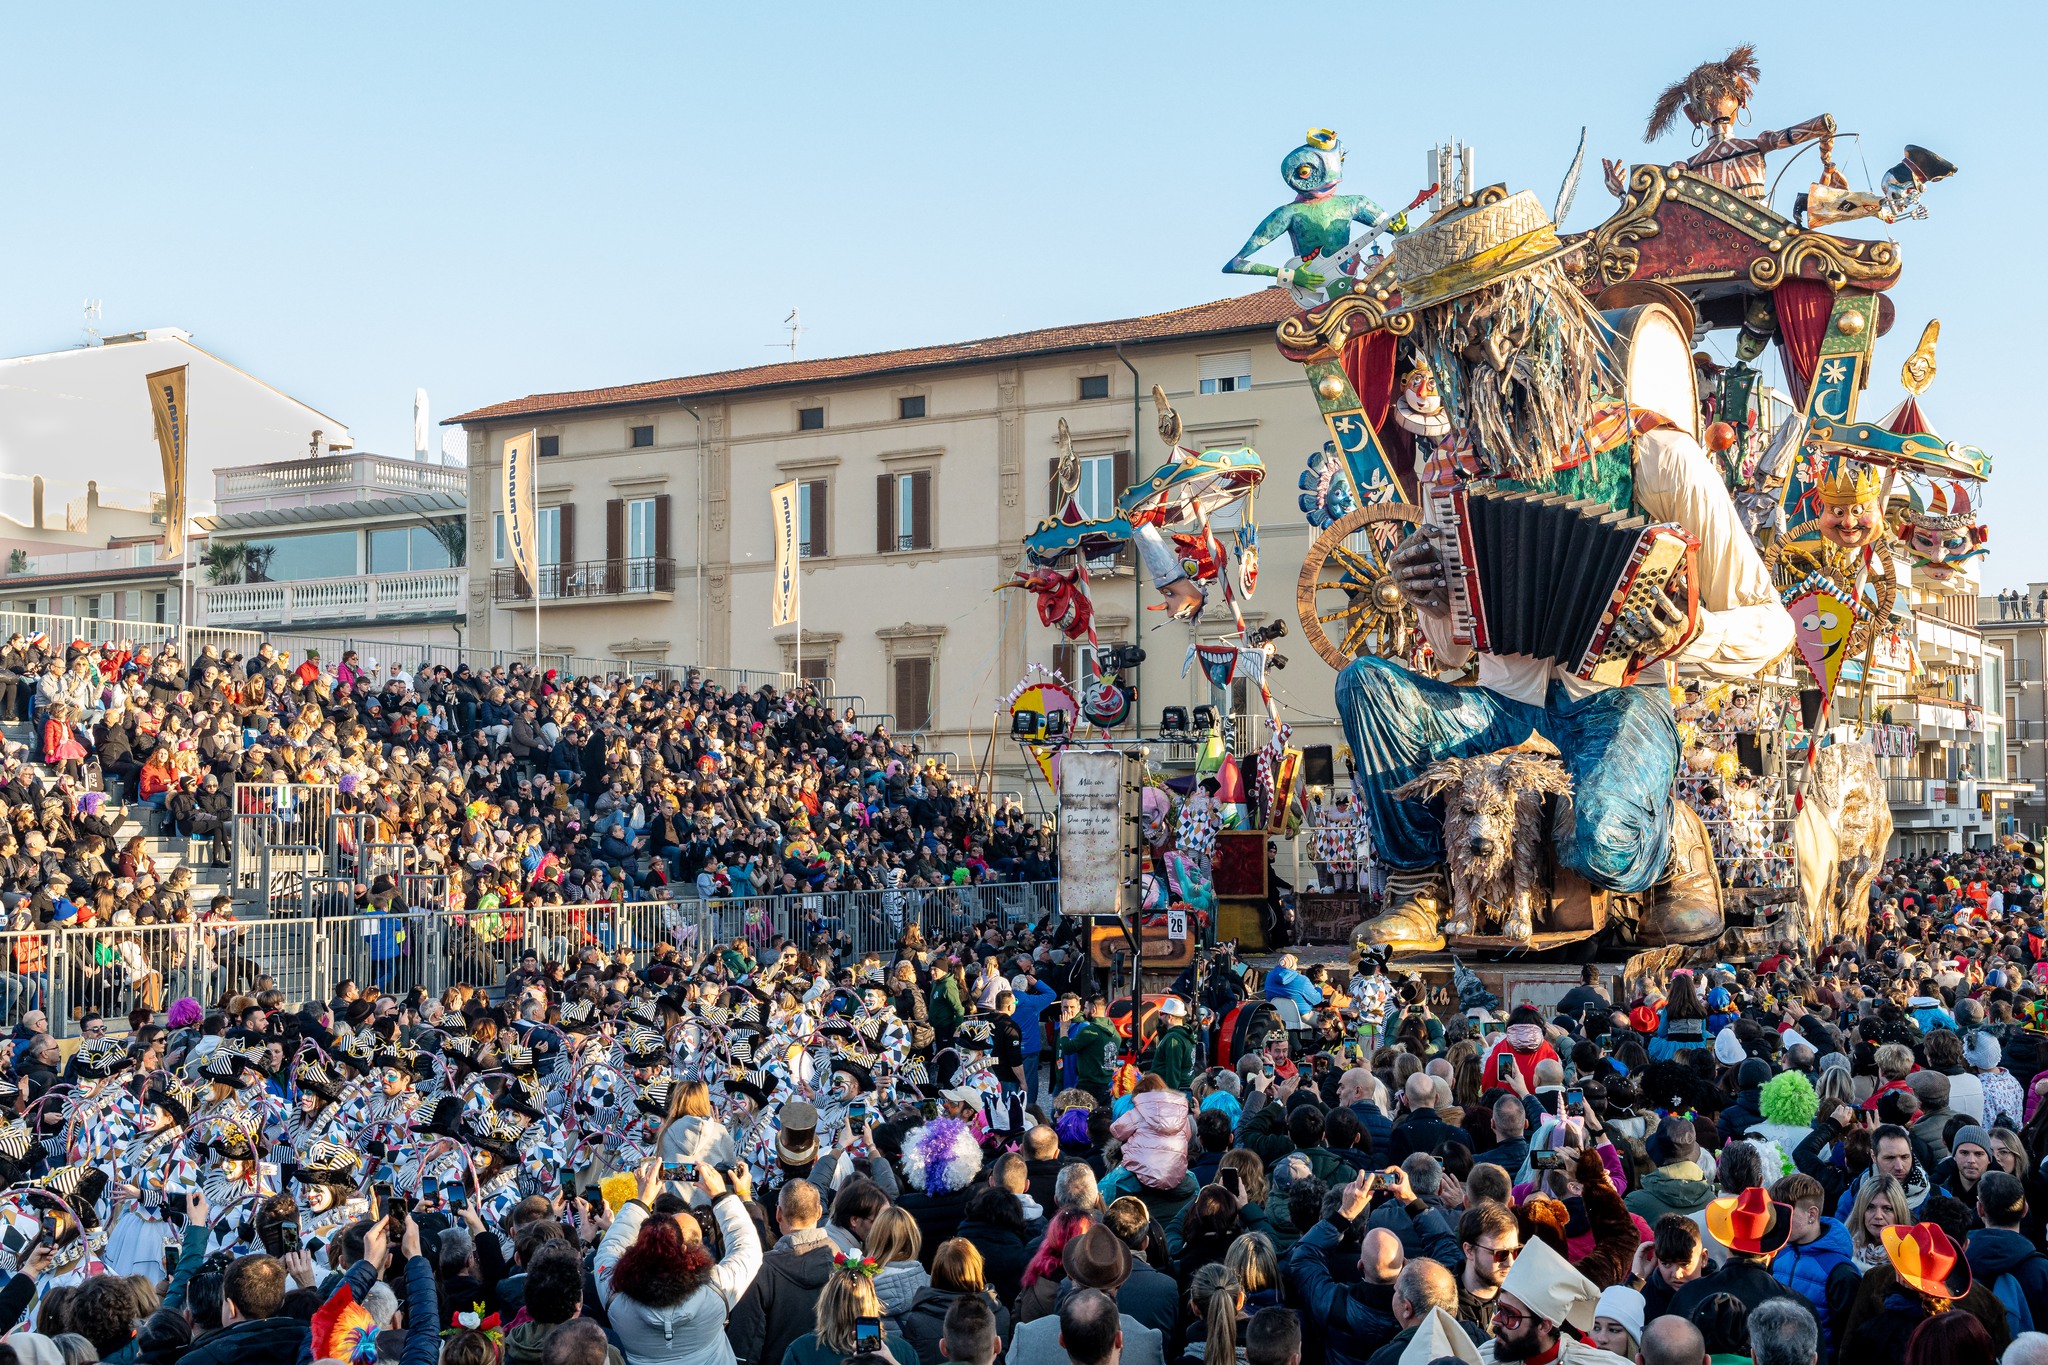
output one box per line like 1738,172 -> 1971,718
445,288 -> 1297,426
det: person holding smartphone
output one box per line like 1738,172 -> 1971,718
596,1158 -> 761,1365
1479,1005 -> 1561,1097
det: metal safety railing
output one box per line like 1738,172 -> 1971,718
0,881 -> 1061,1039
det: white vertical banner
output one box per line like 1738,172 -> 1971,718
770,478 -> 801,628
502,430 -> 539,587
1057,749 -> 1138,918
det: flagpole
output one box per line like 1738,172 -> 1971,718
179,518 -> 189,660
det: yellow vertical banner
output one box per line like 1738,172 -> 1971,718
146,367 -> 189,561
502,430 -> 539,588
770,478 -> 801,627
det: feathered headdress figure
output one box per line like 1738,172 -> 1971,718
311,1282 -> 380,1365
899,1117 -> 982,1197
1646,45 -> 1760,141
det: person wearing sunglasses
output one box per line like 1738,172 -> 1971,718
1457,1201 -> 1520,1333
1488,1236 -> 1618,1365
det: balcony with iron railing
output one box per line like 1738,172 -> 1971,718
199,568 -> 466,626
491,557 -> 674,604
1885,775 -> 1982,809
215,454 -> 466,514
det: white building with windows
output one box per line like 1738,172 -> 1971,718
192,452 -> 467,643
1862,556 -> 2021,855
446,289 -> 1338,770
0,326 -> 356,639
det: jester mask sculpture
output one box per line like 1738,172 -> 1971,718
1337,187 -> 1796,952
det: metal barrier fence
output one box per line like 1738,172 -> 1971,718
628,661 -> 806,694
0,881 -> 1060,1038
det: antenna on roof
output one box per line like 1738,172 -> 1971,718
769,308 -> 804,360
81,300 -> 102,348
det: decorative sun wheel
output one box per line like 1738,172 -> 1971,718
1295,504 -> 1425,670
1762,534 -> 1899,659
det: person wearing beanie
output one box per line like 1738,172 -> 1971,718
1935,1126 -> 1997,1206
1907,1071 -> 1958,1167
1624,1118 -> 1717,1225
1721,1058 -> 1776,1141
1589,1285 -> 1645,1362
1924,1029 -> 1985,1123
1967,1030 -> 2026,1129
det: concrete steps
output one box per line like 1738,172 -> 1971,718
1,717 -> 232,909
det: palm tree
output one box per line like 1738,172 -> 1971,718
201,541 -> 246,585
426,518 -> 467,568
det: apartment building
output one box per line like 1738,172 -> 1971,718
1859,555 -> 2021,855
1979,583 -> 2048,836
447,289 -> 1345,768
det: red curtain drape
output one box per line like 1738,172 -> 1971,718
1341,329 -> 1399,429
1773,279 -> 1834,397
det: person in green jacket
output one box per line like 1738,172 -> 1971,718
1061,996 -> 1124,1103
928,959 -> 967,1045
1149,996 -> 1197,1092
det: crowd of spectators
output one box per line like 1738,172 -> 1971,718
0,633 -> 1055,1017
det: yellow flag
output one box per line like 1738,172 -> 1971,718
146,367 -> 188,561
502,430 -> 539,589
770,479 -> 801,627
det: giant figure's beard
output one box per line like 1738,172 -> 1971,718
1411,264 -> 1617,484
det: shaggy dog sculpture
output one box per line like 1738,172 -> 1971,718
1392,750 -> 1573,941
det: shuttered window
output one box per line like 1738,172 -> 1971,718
894,655 -> 933,731
1198,350 -> 1253,394
800,479 -> 827,558
876,470 -> 932,552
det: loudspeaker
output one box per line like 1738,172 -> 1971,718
1302,745 -> 1334,788
1799,688 -> 1824,729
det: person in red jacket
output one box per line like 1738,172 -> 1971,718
41,704 -> 87,778
1481,1005 -> 1562,1093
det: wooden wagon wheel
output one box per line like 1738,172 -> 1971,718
1295,504 -> 1425,671
1763,534 -> 1898,658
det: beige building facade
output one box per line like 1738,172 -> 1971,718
449,288 -> 1359,779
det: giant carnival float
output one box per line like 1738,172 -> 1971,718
1008,46 -> 1982,1050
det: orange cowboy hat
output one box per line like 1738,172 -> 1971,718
1705,1188 -> 1791,1257
1883,1223 -> 1972,1300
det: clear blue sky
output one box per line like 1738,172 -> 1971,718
2,3 -> 2042,583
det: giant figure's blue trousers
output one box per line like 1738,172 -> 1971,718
1334,656 -> 1680,893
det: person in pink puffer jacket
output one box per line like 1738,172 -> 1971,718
1110,1075 -> 1191,1191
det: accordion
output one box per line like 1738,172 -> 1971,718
1427,484 -> 1700,686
